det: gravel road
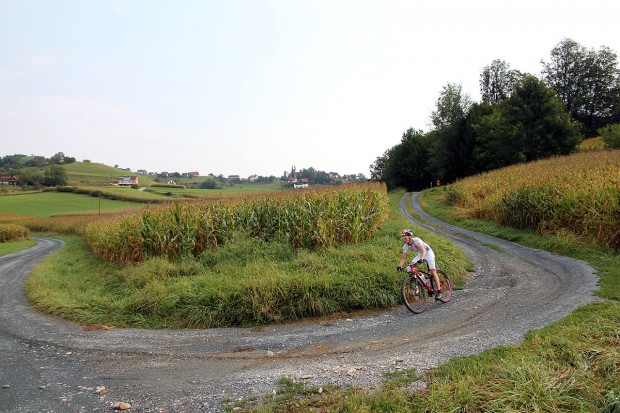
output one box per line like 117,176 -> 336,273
0,193 -> 600,412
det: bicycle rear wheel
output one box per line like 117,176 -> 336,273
401,276 -> 428,313
436,269 -> 452,303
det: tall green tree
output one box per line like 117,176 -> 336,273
472,105 -> 525,170
541,38 -> 620,135
503,75 -> 581,161
427,83 -> 475,183
381,129 -> 431,190
430,83 -> 472,130
43,165 -> 68,186
479,59 -> 523,104
370,149 -> 391,181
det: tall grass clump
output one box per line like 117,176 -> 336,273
445,149 -> 620,248
85,183 -> 390,264
0,223 -> 29,242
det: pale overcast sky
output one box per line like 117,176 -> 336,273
1,1 -> 619,178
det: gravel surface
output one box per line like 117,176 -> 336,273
0,193 -> 600,412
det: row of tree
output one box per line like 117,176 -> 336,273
371,38 -> 620,190
0,152 -> 75,169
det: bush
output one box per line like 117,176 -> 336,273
199,179 -> 221,189
0,224 -> 29,242
599,123 -> 620,149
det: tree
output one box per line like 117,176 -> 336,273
199,179 -> 221,189
430,83 -> 473,130
480,59 -> 523,104
503,75 -> 581,161
427,83 -> 476,183
541,38 -> 620,135
18,170 -> 44,188
51,152 -> 65,164
370,150 -> 391,181
472,106 -> 525,170
381,129 -> 431,191
43,165 -> 68,186
541,38 -> 585,115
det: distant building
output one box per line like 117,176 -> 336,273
189,171 -> 200,177
137,169 -> 148,175
329,172 -> 340,179
227,175 -> 241,181
0,175 -> 19,186
248,174 -> 258,181
287,165 -> 297,183
117,176 -> 138,186
166,179 -> 177,185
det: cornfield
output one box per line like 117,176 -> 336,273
86,183 -> 390,264
0,223 -> 29,242
445,149 -> 620,248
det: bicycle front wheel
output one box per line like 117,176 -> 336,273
402,276 -> 428,314
436,269 -> 452,303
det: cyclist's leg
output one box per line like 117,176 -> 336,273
425,251 -> 442,295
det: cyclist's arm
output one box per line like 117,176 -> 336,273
398,250 -> 408,268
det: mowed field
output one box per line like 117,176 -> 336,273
0,192 -> 145,217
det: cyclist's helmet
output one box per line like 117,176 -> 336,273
400,229 -> 413,237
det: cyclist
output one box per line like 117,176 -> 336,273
397,229 -> 442,300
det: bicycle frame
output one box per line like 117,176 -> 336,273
405,265 -> 435,293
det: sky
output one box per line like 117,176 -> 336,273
1,1 -> 619,178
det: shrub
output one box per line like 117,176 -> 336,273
599,123 -> 620,149
0,223 -> 29,242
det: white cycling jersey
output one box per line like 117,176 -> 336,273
403,237 -> 436,269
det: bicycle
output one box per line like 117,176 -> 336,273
401,261 -> 452,314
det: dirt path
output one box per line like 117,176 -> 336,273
0,193 -> 599,412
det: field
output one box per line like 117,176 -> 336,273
0,191 -> 145,217
445,149 -> 620,248
63,162 -> 143,186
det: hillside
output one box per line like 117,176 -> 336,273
63,162 -> 155,187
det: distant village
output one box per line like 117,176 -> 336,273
0,153 -> 366,188
115,165 -> 366,187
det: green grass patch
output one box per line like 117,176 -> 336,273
0,238 -> 37,257
0,191 -> 145,217
63,162 -> 155,187
24,189 -> 469,328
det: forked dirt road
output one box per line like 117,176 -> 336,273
0,193 -> 599,412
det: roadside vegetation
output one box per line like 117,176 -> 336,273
0,238 -> 37,257
86,183 -> 390,264
445,149 -> 620,250
0,222 -> 34,257
0,223 -> 29,242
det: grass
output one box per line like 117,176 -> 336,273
24,189 -> 469,328
0,191 -> 145,217
63,162 -> 155,187
0,238 -> 37,257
